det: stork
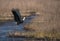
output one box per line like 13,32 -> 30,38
11,8 -> 26,25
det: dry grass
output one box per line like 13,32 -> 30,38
8,31 -> 60,39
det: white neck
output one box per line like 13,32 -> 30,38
23,17 -> 26,21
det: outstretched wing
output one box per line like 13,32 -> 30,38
11,9 -> 22,22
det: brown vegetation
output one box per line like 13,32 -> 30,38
8,31 -> 60,39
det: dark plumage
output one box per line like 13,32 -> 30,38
11,8 -> 25,25
11,8 -> 38,25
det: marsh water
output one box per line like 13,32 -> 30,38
0,15 -> 40,41
0,21 -> 22,41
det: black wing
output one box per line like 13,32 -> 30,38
11,9 -> 22,22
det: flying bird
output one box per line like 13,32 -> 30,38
11,8 -> 38,25
11,8 -> 26,25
